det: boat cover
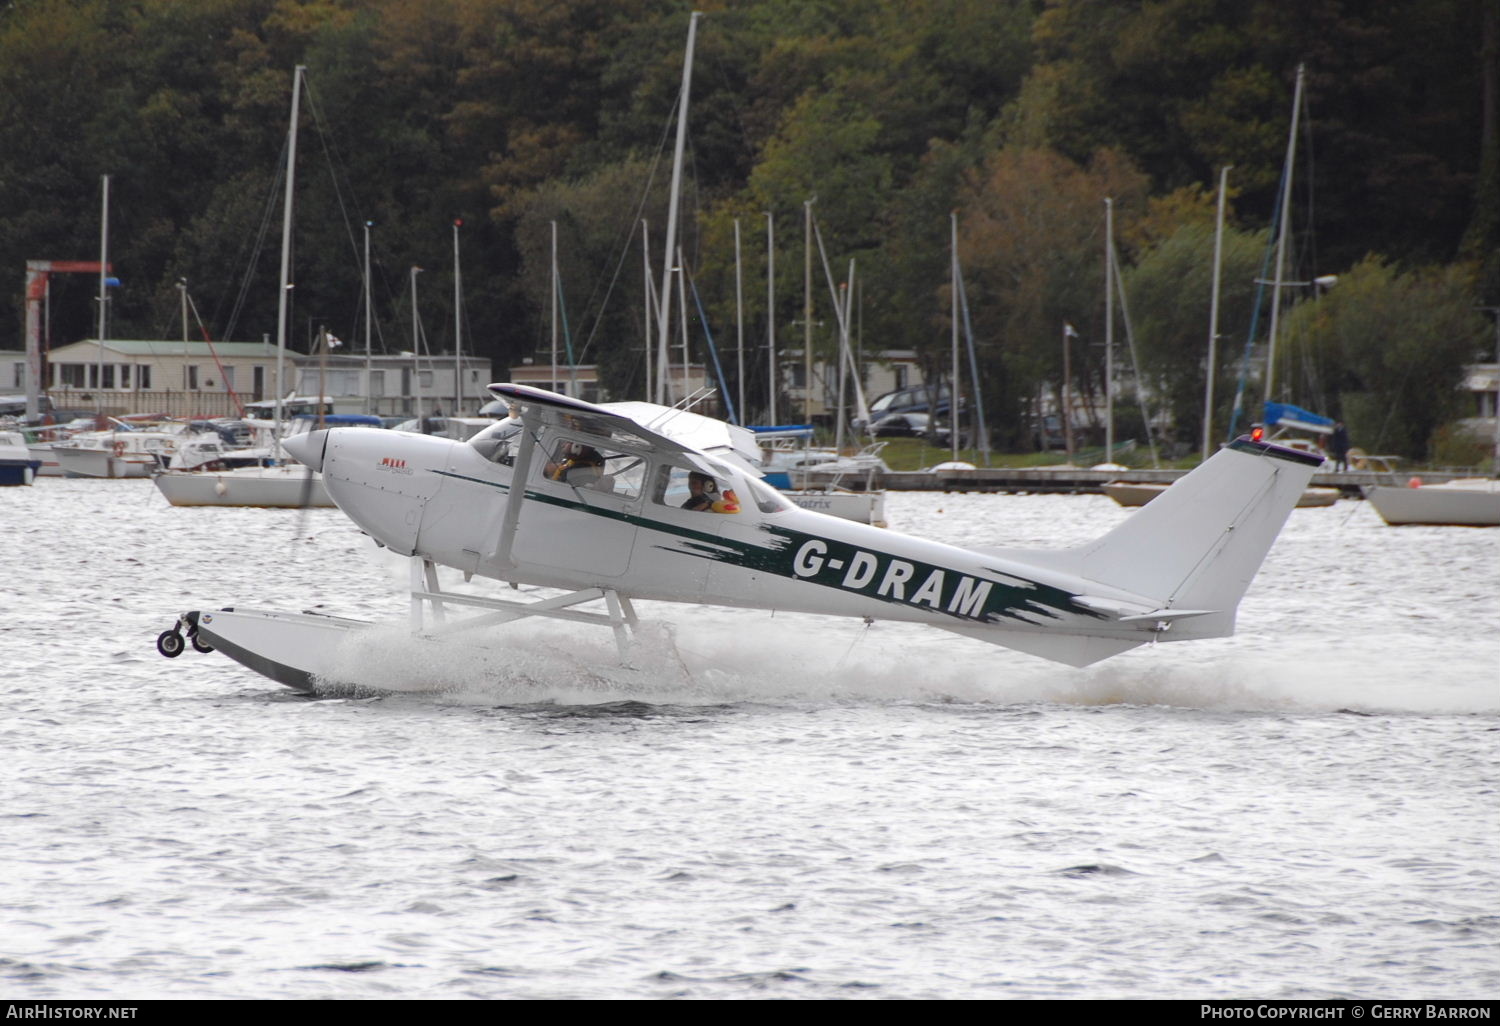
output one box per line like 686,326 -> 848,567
1264,401 -> 1334,435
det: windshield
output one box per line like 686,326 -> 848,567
746,477 -> 790,513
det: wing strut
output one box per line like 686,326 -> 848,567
491,407 -> 542,567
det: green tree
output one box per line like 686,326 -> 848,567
957,144 -> 1150,447
1123,219 -> 1268,447
1280,257 -> 1488,460
508,157 -> 674,400
1010,0 -> 1485,271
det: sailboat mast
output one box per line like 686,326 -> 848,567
655,10 -> 700,406
410,265 -> 423,420
96,174 -> 109,418
676,258 -> 690,394
951,211 -> 960,461
844,260 -> 858,449
812,219 -> 868,434
954,242 -> 990,466
551,220 -> 559,392
641,219 -> 653,401
1203,165 -> 1231,459
734,218 -> 745,422
835,266 -> 849,454
453,219 -> 463,415
803,198 -> 813,425
1105,197 -> 1115,463
1263,63 -> 1304,419
363,221 -> 373,416
766,211 -> 776,424
274,66 -> 305,433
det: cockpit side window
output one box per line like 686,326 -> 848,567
537,429 -> 646,500
745,476 -> 790,513
656,464 -> 741,513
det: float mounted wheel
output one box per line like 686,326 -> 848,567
156,629 -> 185,658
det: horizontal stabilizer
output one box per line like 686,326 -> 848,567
1118,608 -> 1215,623
1073,595 -> 1216,622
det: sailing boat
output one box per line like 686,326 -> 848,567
1224,65 -> 1339,449
154,66 -> 337,508
632,14 -> 885,524
757,213 -> 888,525
1108,82 -> 1341,509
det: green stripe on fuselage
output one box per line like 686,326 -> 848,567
433,469 -> 1092,626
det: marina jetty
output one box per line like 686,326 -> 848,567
799,465 -> 1477,497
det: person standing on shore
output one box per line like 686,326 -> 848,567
1330,421 -> 1350,471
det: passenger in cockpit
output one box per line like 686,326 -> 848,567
682,471 -> 740,513
681,471 -> 716,511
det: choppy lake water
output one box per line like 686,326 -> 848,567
3,478 -> 1497,999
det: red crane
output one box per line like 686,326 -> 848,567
22,259 -> 111,420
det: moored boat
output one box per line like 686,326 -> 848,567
1103,480 -> 1339,508
1364,478 -> 1500,526
19,421 -> 89,476
51,429 -> 182,478
0,431 -> 42,485
26,442 -> 63,477
783,487 -> 888,527
153,463 -> 334,508
755,427 -> 890,526
152,414 -> 382,507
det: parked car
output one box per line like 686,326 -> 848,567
1034,413 -> 1065,451
869,412 -> 950,441
390,416 -> 493,441
853,384 -> 956,434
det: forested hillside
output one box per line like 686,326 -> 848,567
2,0 -> 1495,458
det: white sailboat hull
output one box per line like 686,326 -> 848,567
54,445 -> 157,478
784,488 -> 888,527
154,465 -> 334,507
26,444 -> 63,476
1104,480 -> 1338,509
1365,480 -> 1500,526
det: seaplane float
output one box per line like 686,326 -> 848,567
155,383 -> 1323,692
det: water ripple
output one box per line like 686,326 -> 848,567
1,481 -> 1495,998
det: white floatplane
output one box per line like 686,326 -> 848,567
157,383 -> 1324,691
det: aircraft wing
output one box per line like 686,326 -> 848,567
488,383 -> 754,477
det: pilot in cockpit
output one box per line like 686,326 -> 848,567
545,420 -> 606,485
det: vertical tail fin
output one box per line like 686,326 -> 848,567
1072,437 -> 1322,625
988,437 -> 1323,649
